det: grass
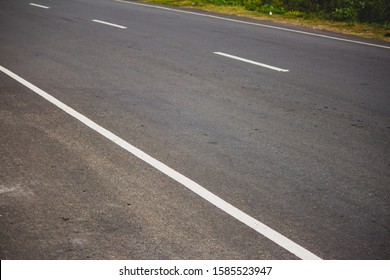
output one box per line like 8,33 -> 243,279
140,0 -> 390,42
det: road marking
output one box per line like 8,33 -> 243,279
92,19 -> 127,29
214,52 -> 289,72
29,3 -> 50,9
0,186 -> 17,195
0,65 -> 321,260
113,0 -> 390,50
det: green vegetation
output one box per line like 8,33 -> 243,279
143,0 -> 390,40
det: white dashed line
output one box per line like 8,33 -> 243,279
92,19 -> 127,29
29,3 -> 50,9
214,52 -> 289,72
0,65 -> 321,260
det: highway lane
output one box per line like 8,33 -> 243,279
1,0 -> 389,259
2,72 -> 297,259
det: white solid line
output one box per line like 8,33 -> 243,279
113,0 -> 390,50
29,3 -> 50,9
214,52 -> 289,72
0,65 -> 321,260
92,19 -> 127,29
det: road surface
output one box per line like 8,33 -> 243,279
1,0 -> 389,259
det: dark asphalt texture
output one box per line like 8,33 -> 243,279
0,0 -> 389,259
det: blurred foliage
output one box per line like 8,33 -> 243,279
178,0 -> 390,24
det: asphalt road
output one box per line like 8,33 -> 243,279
0,0 -> 389,260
